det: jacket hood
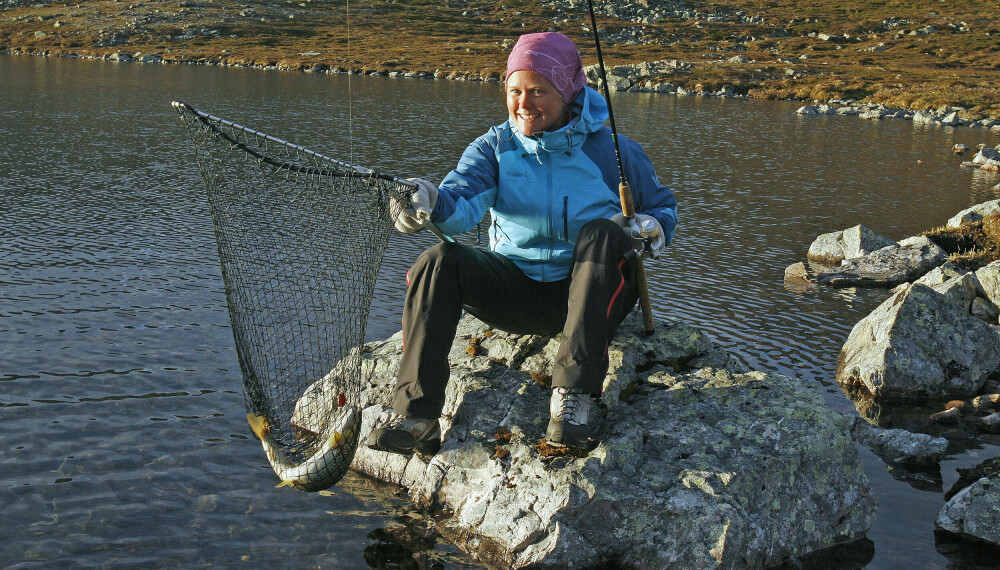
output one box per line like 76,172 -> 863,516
510,86 -> 609,155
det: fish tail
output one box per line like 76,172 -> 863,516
247,413 -> 269,440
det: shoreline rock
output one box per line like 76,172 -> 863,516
304,313 -> 878,568
4,45 -> 999,130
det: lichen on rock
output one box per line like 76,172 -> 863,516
307,312 -> 879,568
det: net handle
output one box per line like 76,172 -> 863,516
171,101 -> 452,243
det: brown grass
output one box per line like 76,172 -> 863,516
2,0 -> 998,117
922,214 -> 1000,271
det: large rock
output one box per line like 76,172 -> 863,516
310,313 -> 878,568
816,237 -> 946,287
975,260 -> 1000,308
837,284 -> 1000,401
936,477 -> 1000,546
807,225 -> 897,265
947,199 -> 1000,228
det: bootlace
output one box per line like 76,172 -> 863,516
552,387 -> 592,426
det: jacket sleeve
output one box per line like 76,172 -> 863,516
621,136 -> 678,246
430,133 -> 499,236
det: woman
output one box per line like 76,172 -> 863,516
369,32 -> 678,454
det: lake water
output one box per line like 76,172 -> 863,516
3,53 -> 1000,568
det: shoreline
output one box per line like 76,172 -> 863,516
4,0 -> 998,123
7,47 -> 1000,136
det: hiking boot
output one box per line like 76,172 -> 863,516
366,414 -> 441,457
545,387 -> 596,449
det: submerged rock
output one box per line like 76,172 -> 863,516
308,313 -> 878,568
847,416 -> 947,465
837,284 -> 1000,401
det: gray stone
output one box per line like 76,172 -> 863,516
972,147 -> 1000,172
837,284 -> 1000,400
927,273 -> 979,312
936,477 -> 1000,546
806,224 -> 897,265
847,416 -> 948,465
971,297 -> 1000,324
975,261 -> 1000,307
797,105 -> 819,115
312,313 -> 878,567
816,238 -> 945,288
946,199 -> 1000,228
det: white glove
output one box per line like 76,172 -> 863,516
610,212 -> 666,259
390,178 -> 439,233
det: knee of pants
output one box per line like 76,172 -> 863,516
575,218 -> 631,257
408,241 -> 472,286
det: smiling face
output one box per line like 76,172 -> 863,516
505,70 -> 569,136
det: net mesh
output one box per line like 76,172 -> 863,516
173,102 -> 414,488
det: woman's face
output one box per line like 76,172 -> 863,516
506,70 -> 568,136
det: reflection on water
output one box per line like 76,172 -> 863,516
3,53 -> 1000,568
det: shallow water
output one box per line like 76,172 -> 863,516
2,53 -> 1000,568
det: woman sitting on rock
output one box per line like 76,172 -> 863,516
368,31 -> 678,454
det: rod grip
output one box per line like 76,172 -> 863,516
619,182 -> 655,334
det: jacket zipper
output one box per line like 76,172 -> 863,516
562,196 -> 569,240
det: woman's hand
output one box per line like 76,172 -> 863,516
391,178 -> 439,233
610,213 -> 666,258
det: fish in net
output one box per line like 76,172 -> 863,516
171,101 -> 425,491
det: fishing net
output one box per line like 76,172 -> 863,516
172,101 -> 415,490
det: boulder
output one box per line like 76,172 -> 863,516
837,284 -> 1000,400
936,477 -> 1000,546
806,225 -> 896,265
311,313 -> 879,568
946,199 -> 1000,228
816,238 -> 945,287
972,146 -> 1000,172
975,261 -> 1000,308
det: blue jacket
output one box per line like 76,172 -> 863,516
431,86 -> 678,282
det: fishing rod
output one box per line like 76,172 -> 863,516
584,0 -> 656,335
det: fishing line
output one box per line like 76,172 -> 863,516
347,0 -> 353,165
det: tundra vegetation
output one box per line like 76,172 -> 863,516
2,0 -> 998,118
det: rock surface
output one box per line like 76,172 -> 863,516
837,284 -> 1000,401
816,238 -> 945,287
846,416 -> 948,465
806,224 -> 896,265
936,476 -> 1000,546
947,199 -> 1000,228
307,313 -> 879,568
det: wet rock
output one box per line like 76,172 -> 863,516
323,313 -> 878,568
806,224 -> 896,265
847,416 -> 948,465
971,394 -> 1000,412
784,261 -> 811,283
936,477 -> 1000,546
816,238 -> 945,288
836,284 -> 1000,401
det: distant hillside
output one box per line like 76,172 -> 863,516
2,0 -> 998,117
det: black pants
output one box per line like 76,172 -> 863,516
393,218 -> 640,419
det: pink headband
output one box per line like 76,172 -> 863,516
505,32 -> 586,103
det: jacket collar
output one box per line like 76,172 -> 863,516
508,87 -> 609,155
